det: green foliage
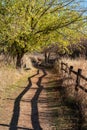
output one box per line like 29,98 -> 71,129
0,0 -> 87,58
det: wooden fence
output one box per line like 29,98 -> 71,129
61,62 -> 87,93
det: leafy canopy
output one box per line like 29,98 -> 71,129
0,0 -> 87,56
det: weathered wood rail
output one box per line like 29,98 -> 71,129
61,62 -> 87,93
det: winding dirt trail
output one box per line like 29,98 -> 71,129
0,67 -> 81,130
0,68 -> 55,130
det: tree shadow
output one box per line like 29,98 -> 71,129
9,70 -> 39,130
0,124 -> 32,130
1,68 -> 47,130
31,69 -> 47,130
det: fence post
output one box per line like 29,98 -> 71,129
69,66 -> 73,76
65,63 -> 68,72
75,69 -> 82,91
61,62 -> 63,75
61,62 -> 63,70
65,63 -> 68,76
57,59 -> 60,73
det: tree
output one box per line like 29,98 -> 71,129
0,0 -> 87,68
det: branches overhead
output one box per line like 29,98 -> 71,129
0,0 -> 87,56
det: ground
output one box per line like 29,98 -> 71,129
0,68 -> 56,130
0,67 -> 82,130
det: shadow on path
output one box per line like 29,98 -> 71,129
31,69 -> 47,130
9,70 -> 39,130
0,68 -> 47,130
0,124 -> 33,130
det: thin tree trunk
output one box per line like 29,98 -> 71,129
48,52 -> 50,63
45,52 -> 47,63
16,52 -> 24,69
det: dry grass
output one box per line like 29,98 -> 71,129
61,57 -> 87,76
46,70 -> 81,130
54,57 -> 87,129
0,59 -> 36,106
62,58 -> 87,129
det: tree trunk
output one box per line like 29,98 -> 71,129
45,52 -> 48,63
48,52 -> 50,63
16,52 -> 24,69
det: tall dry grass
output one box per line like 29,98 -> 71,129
54,57 -> 87,129
0,55 -> 36,106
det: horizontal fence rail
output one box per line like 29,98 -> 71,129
61,62 -> 87,93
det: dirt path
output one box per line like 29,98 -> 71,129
0,68 -> 55,130
0,68 -> 82,130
